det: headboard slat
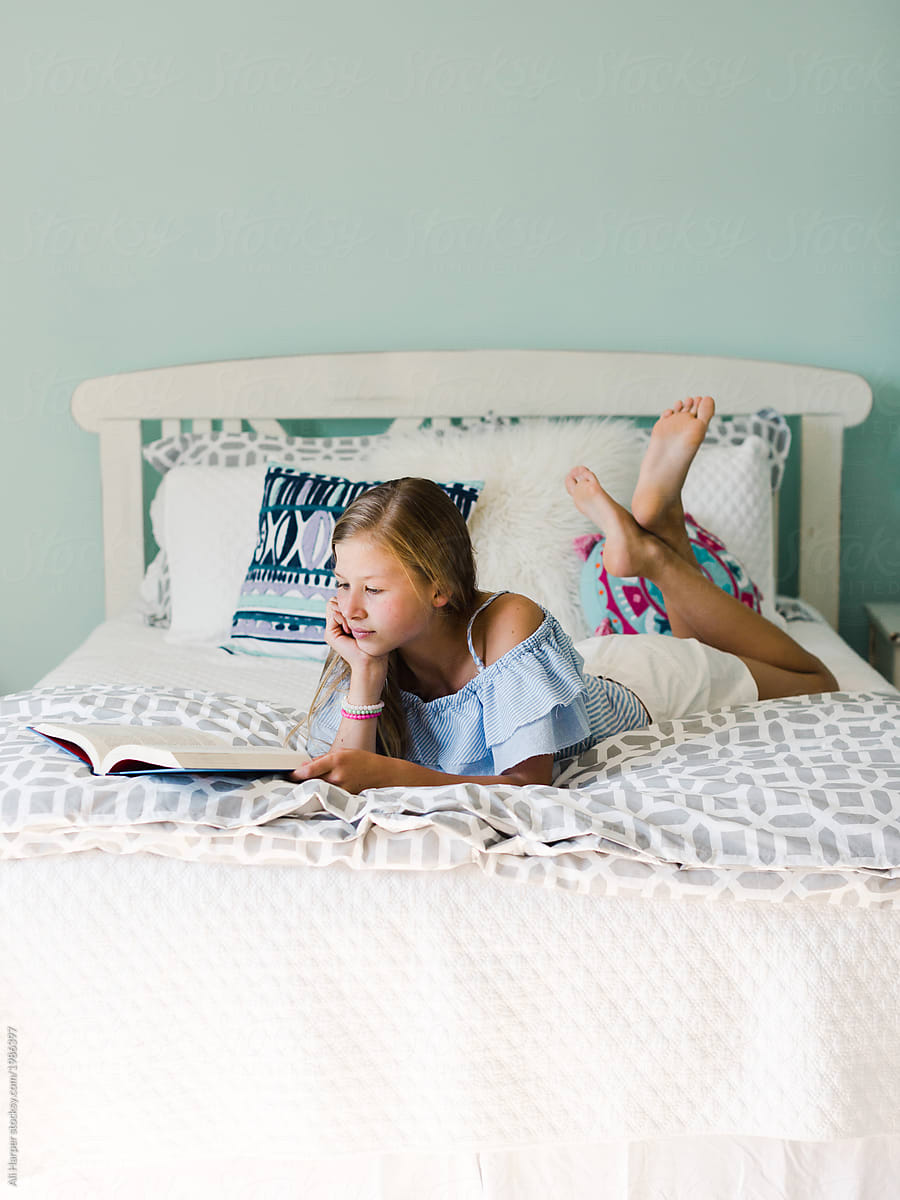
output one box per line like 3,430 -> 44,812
98,420 -> 145,618
799,415 -> 844,626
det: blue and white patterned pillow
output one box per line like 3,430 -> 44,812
226,467 -> 484,659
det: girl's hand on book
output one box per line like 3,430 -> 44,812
290,747 -> 399,792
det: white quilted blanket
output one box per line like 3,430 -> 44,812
4,854 -> 900,1180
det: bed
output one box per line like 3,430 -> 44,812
3,350 -> 900,1199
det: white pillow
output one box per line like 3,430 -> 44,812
156,465 -> 267,643
682,435 -> 778,624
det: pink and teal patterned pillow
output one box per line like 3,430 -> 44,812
575,513 -> 762,636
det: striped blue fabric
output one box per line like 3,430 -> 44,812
307,602 -> 650,775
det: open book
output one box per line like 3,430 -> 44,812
29,721 -> 311,777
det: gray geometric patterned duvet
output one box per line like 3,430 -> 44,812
2,683 -> 899,906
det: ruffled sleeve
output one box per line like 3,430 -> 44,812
473,616 -> 597,775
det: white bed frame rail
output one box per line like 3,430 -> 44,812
71,350 -> 871,627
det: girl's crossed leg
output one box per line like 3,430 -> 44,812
565,397 -> 838,701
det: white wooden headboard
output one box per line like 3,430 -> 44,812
71,350 -> 871,627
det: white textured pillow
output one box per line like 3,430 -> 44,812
365,418 -> 644,640
682,435 -> 778,622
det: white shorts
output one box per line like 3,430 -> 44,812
573,633 -> 758,725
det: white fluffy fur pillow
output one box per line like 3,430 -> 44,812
365,418 -> 643,640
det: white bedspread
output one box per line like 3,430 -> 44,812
5,852 -> 900,1184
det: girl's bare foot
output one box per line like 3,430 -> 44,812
630,396 -> 715,559
565,466 -> 663,579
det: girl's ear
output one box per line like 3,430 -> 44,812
431,589 -> 450,609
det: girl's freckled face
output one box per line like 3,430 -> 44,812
333,535 -> 438,653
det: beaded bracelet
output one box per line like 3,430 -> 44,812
341,700 -> 385,722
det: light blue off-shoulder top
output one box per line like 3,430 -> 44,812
306,593 -> 650,777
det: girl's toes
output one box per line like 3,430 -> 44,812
566,465 -> 599,489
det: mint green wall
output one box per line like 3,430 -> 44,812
3,1 -> 898,693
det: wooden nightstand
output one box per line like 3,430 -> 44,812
865,602 -> 900,687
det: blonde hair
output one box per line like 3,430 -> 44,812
302,478 -> 479,758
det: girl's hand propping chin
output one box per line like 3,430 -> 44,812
325,598 -> 388,674
324,596 -> 356,655
290,748 -> 397,792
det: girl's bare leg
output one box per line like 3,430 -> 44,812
564,467 -> 838,700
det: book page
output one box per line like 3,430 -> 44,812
36,723 -> 234,762
156,746 -> 310,771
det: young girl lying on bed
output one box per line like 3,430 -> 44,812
291,397 -> 837,793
